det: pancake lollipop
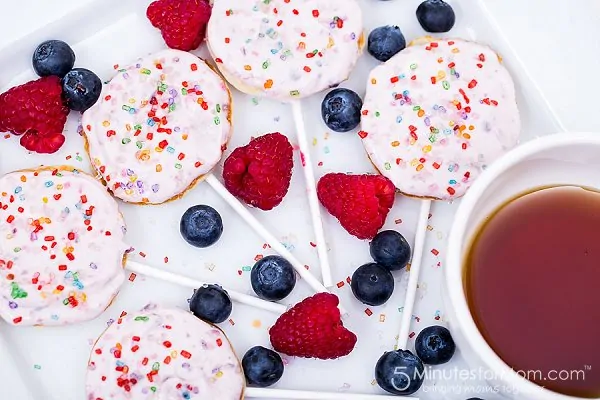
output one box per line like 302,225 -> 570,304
82,49 -> 232,205
86,305 -> 245,400
0,167 -> 128,326
360,37 -> 521,351
207,0 -> 365,286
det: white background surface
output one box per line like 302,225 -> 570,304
0,1 -> 587,399
2,0 -> 598,132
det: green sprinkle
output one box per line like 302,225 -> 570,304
450,68 -> 456,76
251,98 -> 259,105
122,105 -> 132,112
384,162 -> 391,170
181,88 -> 188,95
175,163 -> 182,169
429,135 -> 437,143
13,247 -> 21,253
122,138 -> 131,145
76,155 -> 83,162
262,61 -> 270,69
10,282 -> 27,299
375,111 -> 380,117
63,298 -> 70,305
34,365 -> 41,370
168,104 -> 176,112
413,106 -> 421,111
410,63 -> 418,70
134,124 -> 142,130
214,117 -> 220,125
241,266 -> 251,272
150,387 -> 157,393
290,90 -> 300,97
134,316 -> 149,321
136,141 -> 143,149
442,81 -> 450,90
152,362 -> 160,371
140,68 -> 151,75
56,173 -> 63,177
216,104 -> 221,113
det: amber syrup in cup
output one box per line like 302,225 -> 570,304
465,186 -> 600,397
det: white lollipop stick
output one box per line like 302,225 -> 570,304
396,200 -> 432,350
246,387 -> 417,400
204,174 -> 338,304
290,100 -> 333,288
126,260 -> 286,314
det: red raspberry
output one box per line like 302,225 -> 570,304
147,0 -> 212,51
223,133 -> 293,211
269,293 -> 357,360
317,173 -> 396,240
0,76 -> 69,154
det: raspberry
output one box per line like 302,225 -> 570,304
0,76 -> 69,154
317,173 -> 396,239
223,133 -> 293,211
269,293 -> 357,360
147,0 -> 212,51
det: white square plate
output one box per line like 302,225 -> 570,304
0,0 -> 563,399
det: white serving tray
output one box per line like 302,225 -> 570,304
0,0 -> 564,399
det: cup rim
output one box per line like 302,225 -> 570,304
446,132 -> 600,400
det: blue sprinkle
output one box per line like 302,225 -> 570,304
399,74 -> 406,79
449,179 -> 457,185
116,360 -> 125,367
19,195 -> 25,201
147,119 -> 155,127
396,116 -> 403,123
14,187 -> 22,194
51,314 -> 58,320
167,147 -> 175,154
44,181 -> 54,188
403,90 -> 409,96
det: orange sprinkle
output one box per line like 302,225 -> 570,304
416,164 -> 424,172
417,109 -> 425,117
391,141 -> 400,147
264,79 -> 273,89
244,65 -> 251,71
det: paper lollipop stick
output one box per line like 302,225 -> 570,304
205,174 -> 338,301
291,101 -> 333,288
126,260 -> 286,314
396,200 -> 431,350
246,387 -> 418,400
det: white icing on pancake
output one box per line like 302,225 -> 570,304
207,0 -> 363,100
0,167 -> 127,326
82,49 -> 232,204
86,305 -> 244,400
360,38 -> 521,200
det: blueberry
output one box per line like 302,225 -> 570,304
61,68 -> 102,112
367,26 -> 406,62
321,88 -> 363,132
242,346 -> 284,387
416,0 -> 456,33
32,40 -> 75,78
350,263 -> 394,306
189,284 -> 232,324
375,349 -> 425,395
251,255 -> 296,301
370,230 -> 412,271
180,205 -> 223,248
415,325 -> 456,365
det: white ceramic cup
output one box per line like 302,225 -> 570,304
445,132 -> 600,400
